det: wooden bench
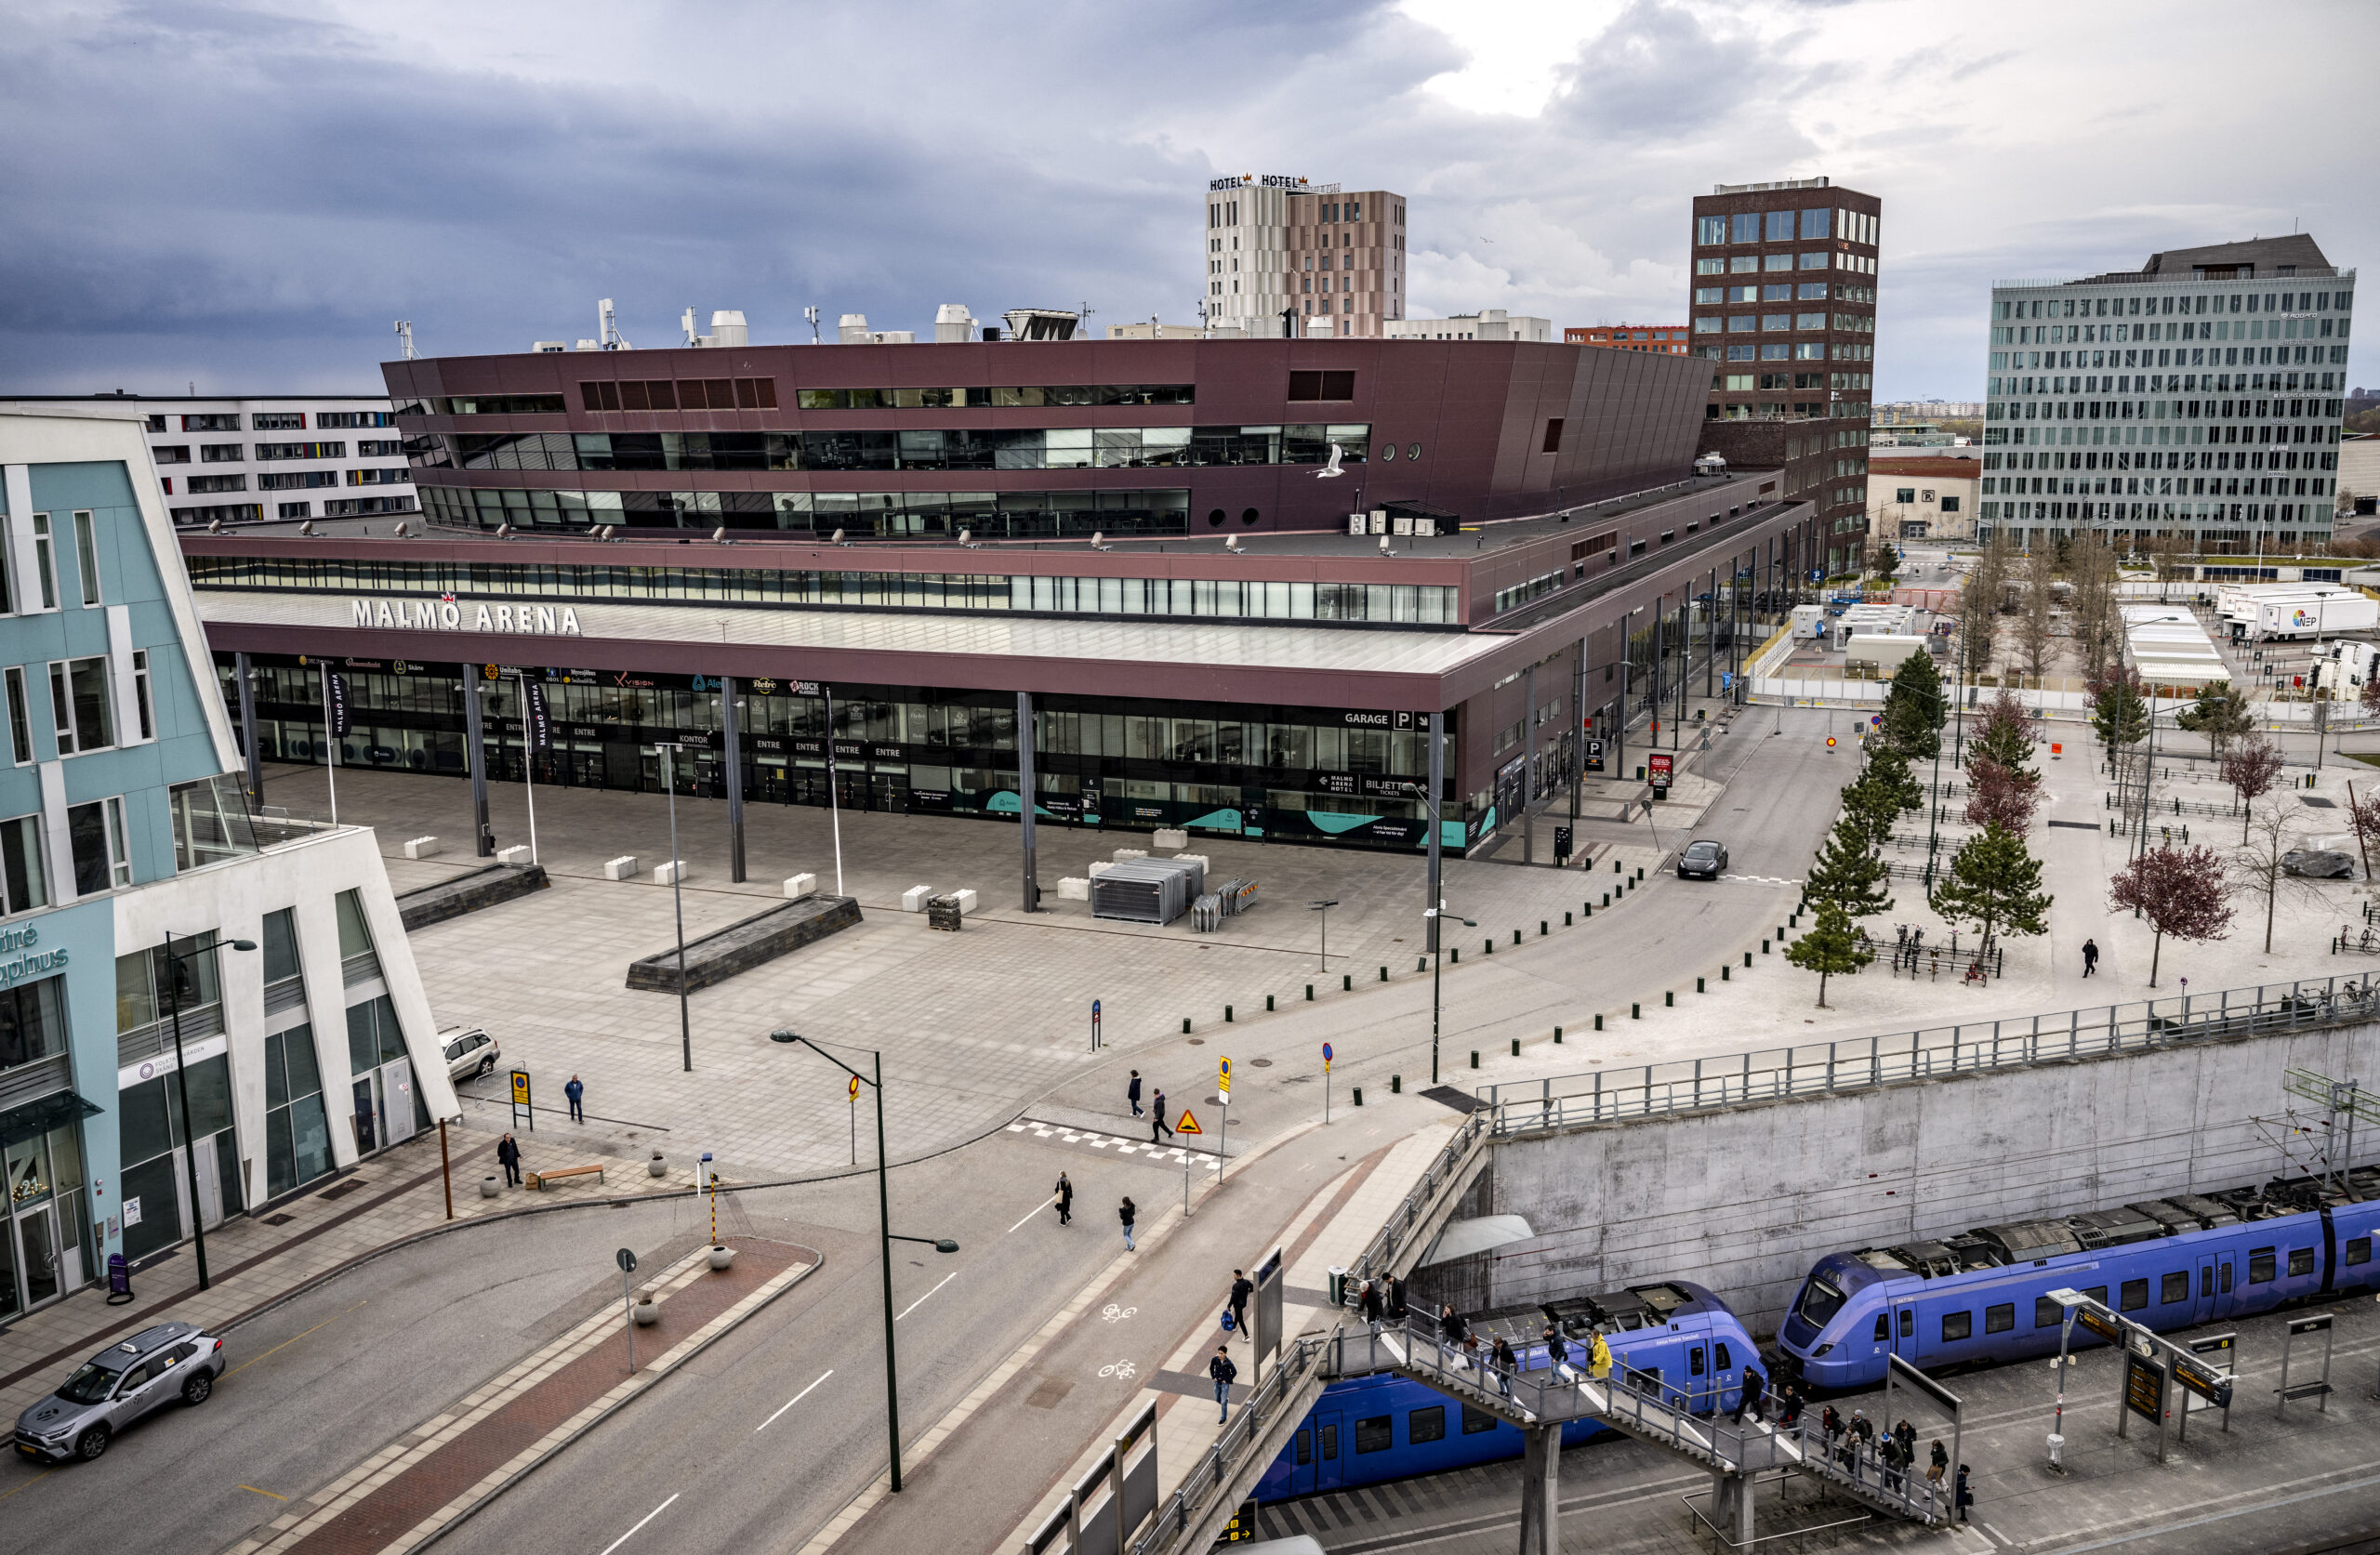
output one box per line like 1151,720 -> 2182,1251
525,1164 -> 606,1191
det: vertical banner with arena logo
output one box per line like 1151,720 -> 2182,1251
324,670 -> 350,737
522,678 -> 553,751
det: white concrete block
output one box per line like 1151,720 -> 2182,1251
953,889 -> 980,916
1151,827 -> 1189,850
1172,853 -> 1210,872
1087,861 -> 1114,878
403,837 -> 443,860
784,872 -> 817,899
653,860 -> 689,886
495,845 -> 531,865
1112,848 -> 1148,863
1057,876 -> 1091,901
602,855 -> 639,881
901,885 -> 932,912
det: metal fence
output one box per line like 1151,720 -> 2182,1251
1345,1110 -> 1490,1290
1125,1324 -> 1335,1555
1477,975 -> 2380,1135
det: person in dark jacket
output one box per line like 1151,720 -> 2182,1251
1127,1070 -> 1144,1117
1358,1280 -> 1384,1333
1738,1364 -> 1765,1424
496,1133 -> 522,1187
1229,1270 -> 1254,1340
2082,939 -> 2099,977
1119,1196 -> 1137,1252
1955,1464 -> 1974,1521
1489,1336 -> 1518,1398
563,1074 -> 586,1123
1927,1439 -> 1949,1486
1209,1344 -> 1238,1423
1387,1275 -> 1408,1320
1149,1088 -> 1173,1144
1052,1171 -> 1073,1226
1438,1303 -> 1466,1347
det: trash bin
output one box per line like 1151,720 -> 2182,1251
1328,1265 -> 1350,1306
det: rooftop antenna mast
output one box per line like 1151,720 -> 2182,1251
681,307 -> 699,346
393,321 -> 416,361
600,298 -> 630,351
804,305 -> 821,345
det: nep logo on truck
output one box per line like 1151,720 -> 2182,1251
350,599 -> 584,636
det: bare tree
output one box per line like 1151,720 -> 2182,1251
1957,544 -> 2003,681
2108,844 -> 2233,986
2222,735 -> 2285,843
2231,802 -> 2321,954
2012,545 -> 2057,682
2066,534 -> 2122,679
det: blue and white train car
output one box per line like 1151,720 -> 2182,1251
1255,1282 -> 1755,1501
1778,1171 -> 2380,1390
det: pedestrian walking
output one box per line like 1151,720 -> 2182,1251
564,1074 -> 586,1123
1118,1195 -> 1137,1252
1128,1070 -> 1144,1118
1209,1345 -> 1237,1423
1927,1439 -> 1948,1486
1438,1302 -> 1465,1347
1149,1088 -> 1173,1144
1387,1275 -> 1408,1320
1460,1330 -> 1482,1372
1882,1439 -> 1905,1495
1053,1171 -> 1073,1226
1954,1464 -> 1974,1522
1779,1377 -> 1805,1427
1359,1279 -> 1384,1335
1589,1331 -> 1612,1381
1229,1269 -> 1254,1340
1821,1404 -> 1842,1446
1490,1336 -> 1518,1399
2082,938 -> 2099,977
1738,1363 -> 1765,1425
496,1132 -> 522,1187
1895,1419 -> 1915,1461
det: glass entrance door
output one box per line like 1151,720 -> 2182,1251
16,1205 -> 60,1308
352,1076 -> 378,1153
866,771 -> 907,813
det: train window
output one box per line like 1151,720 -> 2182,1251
2161,1272 -> 2190,1305
2220,1263 -> 2231,1294
1294,1428 -> 1312,1466
2201,1268 -> 2215,1299
1872,1314 -> 1890,1342
2082,1285 -> 2108,1308
2248,1248 -> 2277,1284
1796,1275 -> 1849,1328
1986,1304 -> 2014,1334
2034,1297 -> 2065,1328
1898,1310 -> 1913,1338
1714,1342 -> 1733,1370
1689,1348 -> 1707,1376
1941,1311 -> 1972,1342
2121,1279 -> 2149,1311
1320,1423 -> 1338,1458
2289,1248 -> 2316,1277
1408,1405 -> 1447,1443
1461,1403 -> 1499,1435
2349,1238 -> 2373,1266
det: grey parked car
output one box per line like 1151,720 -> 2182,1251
14,1321 -> 224,1462
443,1025 -> 500,1084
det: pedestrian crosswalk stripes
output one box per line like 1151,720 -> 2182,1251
1009,1118 -> 1197,1165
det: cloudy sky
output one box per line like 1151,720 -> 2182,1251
2,0 -> 2372,400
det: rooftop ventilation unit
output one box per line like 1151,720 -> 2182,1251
934,304 -> 977,343
1001,308 -> 1078,341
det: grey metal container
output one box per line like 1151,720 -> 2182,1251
1091,858 -> 1200,924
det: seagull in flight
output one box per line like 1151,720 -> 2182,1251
1315,442 -> 1345,478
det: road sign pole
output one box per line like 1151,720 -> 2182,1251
616,1247 -> 639,1375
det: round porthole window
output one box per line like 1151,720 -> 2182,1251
1380,443 -> 1397,462
1207,507 -> 1227,527
1408,442 -> 1422,460
1240,507 -> 1261,526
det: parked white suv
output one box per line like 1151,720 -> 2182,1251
443,1025 -> 500,1083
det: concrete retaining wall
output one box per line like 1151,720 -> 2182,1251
1469,1020 -> 2380,1336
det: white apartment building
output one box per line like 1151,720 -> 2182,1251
0,395 -> 416,528
1203,176 -> 1407,338
1385,310 -> 1553,343
1979,235 -> 2354,552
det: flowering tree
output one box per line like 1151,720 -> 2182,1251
1964,756 -> 2042,833
2222,735 -> 2285,843
2107,845 -> 2233,986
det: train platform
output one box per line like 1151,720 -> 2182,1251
1247,1294 -> 2380,1554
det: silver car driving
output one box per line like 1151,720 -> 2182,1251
14,1321 -> 224,1462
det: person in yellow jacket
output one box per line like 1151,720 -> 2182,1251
1589,1332 -> 1613,1381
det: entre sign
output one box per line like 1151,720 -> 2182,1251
350,599 -> 585,636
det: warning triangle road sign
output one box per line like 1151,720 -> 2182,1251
1174,1109 -> 1203,1136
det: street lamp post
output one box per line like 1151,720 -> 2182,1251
654,743 -> 693,1072
1421,905 -> 1476,1086
163,932 -> 258,1291
769,1030 -> 957,1494
1307,899 -> 1338,972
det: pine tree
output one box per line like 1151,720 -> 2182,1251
1862,741 -> 1925,813
1928,822 -> 2053,953
1805,811 -> 1895,921
1880,652 -> 1946,761
2175,679 -> 2252,761
1785,903 -> 1872,1008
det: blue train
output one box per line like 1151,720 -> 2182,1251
1255,1281 -> 1754,1500
1778,1168 -> 2380,1390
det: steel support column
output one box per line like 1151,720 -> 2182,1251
234,651 -> 261,803
1017,691 -> 1039,911
1424,710 -> 1444,952
722,674 -> 747,882
1711,1469 -> 1756,1546
1522,661 -> 1536,864
462,663 -> 493,857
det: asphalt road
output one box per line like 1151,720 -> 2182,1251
0,1197 -> 722,1555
